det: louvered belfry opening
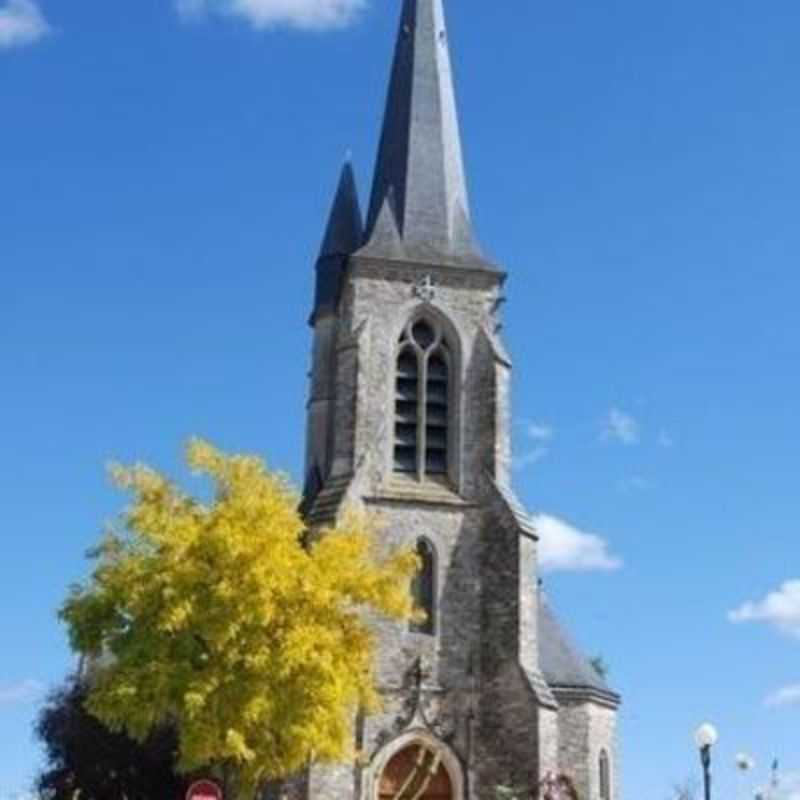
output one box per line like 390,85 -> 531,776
394,343 -> 420,474
425,347 -> 448,475
394,318 -> 450,480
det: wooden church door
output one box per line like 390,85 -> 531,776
378,745 -> 453,800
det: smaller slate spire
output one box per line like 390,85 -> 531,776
361,0 -> 491,267
312,161 -> 364,322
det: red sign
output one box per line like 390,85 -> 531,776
186,780 -> 223,800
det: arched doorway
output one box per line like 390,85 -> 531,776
378,744 -> 453,800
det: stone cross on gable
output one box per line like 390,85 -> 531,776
413,274 -> 437,303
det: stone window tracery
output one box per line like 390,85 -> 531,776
393,317 -> 451,479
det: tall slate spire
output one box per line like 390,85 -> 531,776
312,161 -> 363,322
362,0 -> 489,267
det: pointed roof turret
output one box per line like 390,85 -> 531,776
362,0 -> 491,267
312,161 -> 364,322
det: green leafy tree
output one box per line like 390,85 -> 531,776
60,440 -> 418,798
35,675 -> 185,800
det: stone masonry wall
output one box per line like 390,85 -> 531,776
476,499 -> 541,798
555,698 -> 619,800
589,703 -> 620,800
297,256 -> 620,800
345,256 -> 503,498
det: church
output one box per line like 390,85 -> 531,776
291,1 -> 621,798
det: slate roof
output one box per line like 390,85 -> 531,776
312,162 -> 363,322
492,479 -> 538,539
361,0 -> 492,267
302,473 -> 353,528
538,592 -> 620,703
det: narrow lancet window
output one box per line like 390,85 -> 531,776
393,317 -> 451,480
410,539 -> 436,635
599,751 -> 611,800
394,346 -> 419,473
425,350 -> 448,475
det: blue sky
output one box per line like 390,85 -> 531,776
2,0 -> 799,797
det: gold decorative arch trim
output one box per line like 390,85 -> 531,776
370,730 -> 464,800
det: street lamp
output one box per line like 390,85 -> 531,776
736,753 -> 756,800
695,723 -> 719,800
736,754 -> 756,773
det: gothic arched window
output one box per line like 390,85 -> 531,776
393,318 -> 451,479
599,750 -> 611,800
410,539 -> 436,635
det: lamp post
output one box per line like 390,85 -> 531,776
695,723 -> 719,800
736,753 -> 756,800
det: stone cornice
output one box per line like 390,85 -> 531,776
349,254 -> 507,287
550,685 -> 622,710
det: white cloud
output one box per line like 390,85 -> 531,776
0,0 -> 49,49
782,772 -> 800,800
729,580 -> 800,638
514,446 -> 548,471
601,407 -> 640,445
0,678 -> 44,705
526,422 -> 554,442
177,0 -> 367,31
513,420 -> 554,470
618,475 -> 654,492
756,771 -> 800,800
514,420 -> 555,470
765,684 -> 800,708
534,513 -> 622,573
658,430 -> 675,448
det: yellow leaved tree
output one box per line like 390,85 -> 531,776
60,439 -> 418,798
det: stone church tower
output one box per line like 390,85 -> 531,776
295,1 -> 621,798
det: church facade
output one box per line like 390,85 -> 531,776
292,1 -> 621,798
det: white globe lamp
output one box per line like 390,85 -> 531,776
694,722 -> 718,800
695,723 -> 719,750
